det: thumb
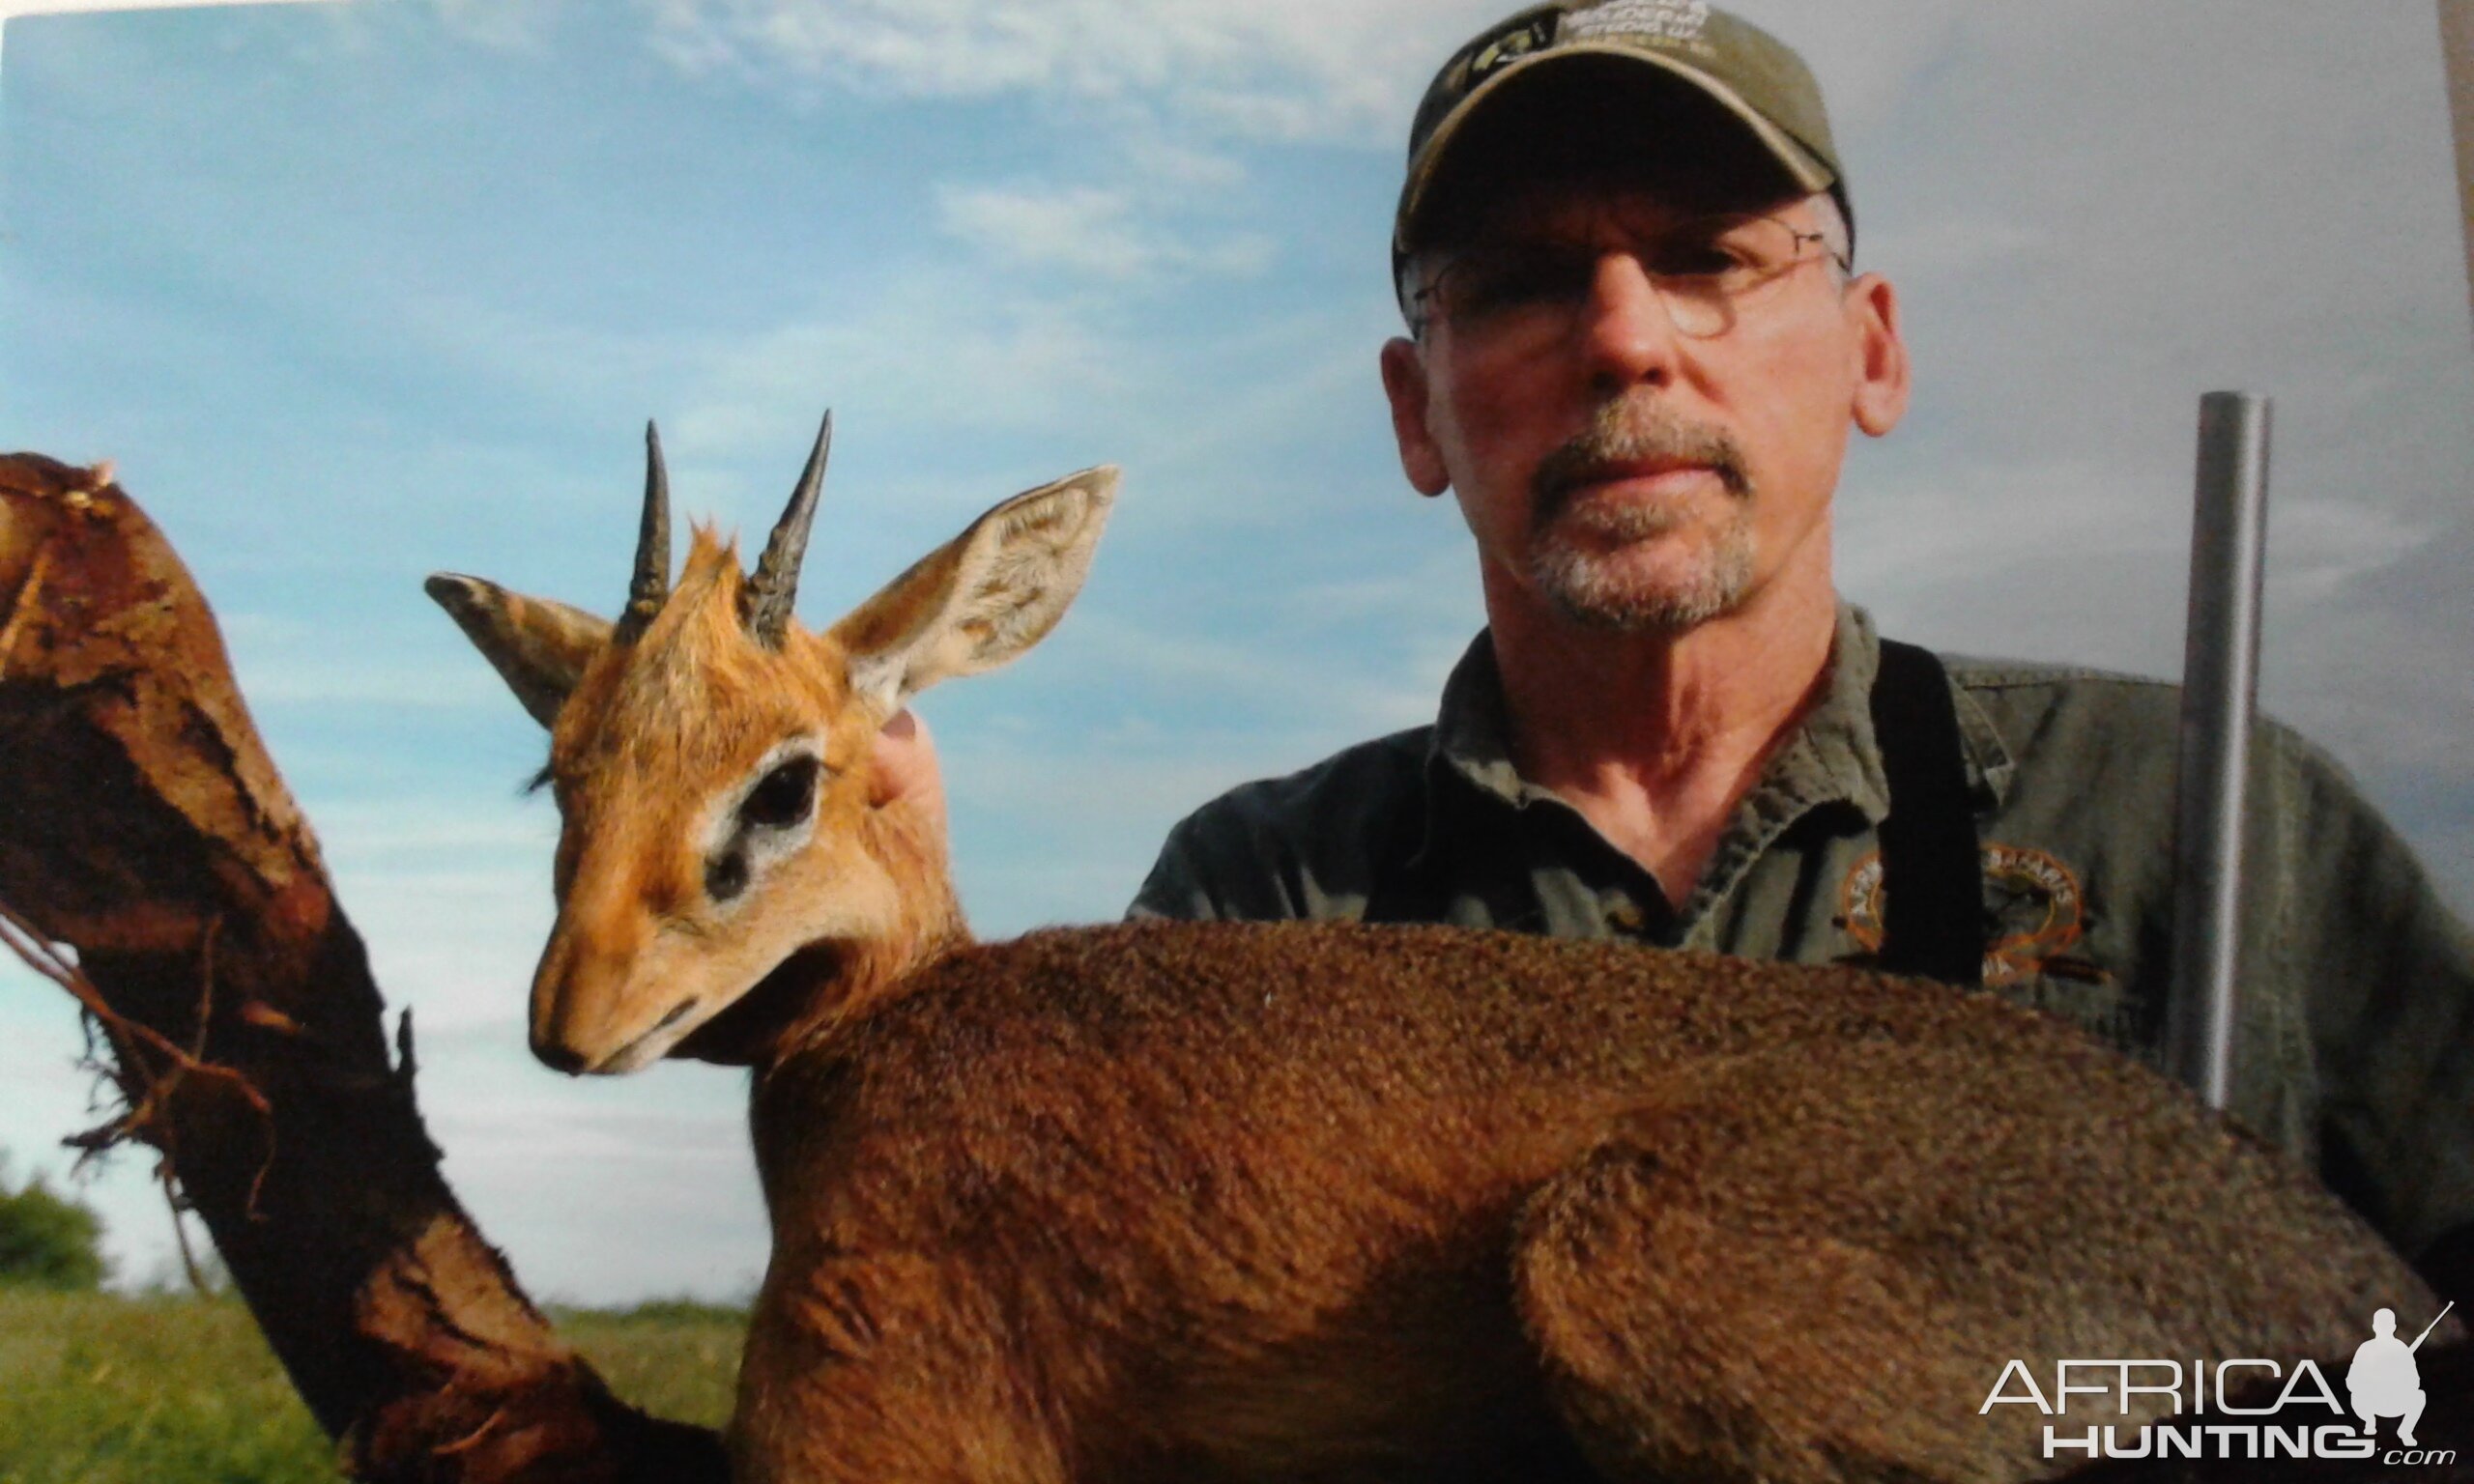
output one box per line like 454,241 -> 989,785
868,708 -> 940,812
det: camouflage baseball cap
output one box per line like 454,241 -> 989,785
1395,1 -> 1849,268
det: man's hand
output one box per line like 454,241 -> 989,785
870,708 -> 949,843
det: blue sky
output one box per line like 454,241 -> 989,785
2,0 -> 2470,1304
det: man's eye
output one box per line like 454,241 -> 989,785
1452,248 -> 1591,314
1643,240 -> 1744,280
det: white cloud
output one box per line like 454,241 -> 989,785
0,0 -> 336,15
935,182 -> 1274,281
628,0 -> 1462,294
1116,132 -> 1247,191
1856,213 -> 2043,279
939,186 -> 1143,277
1722,0 -> 1975,140
669,265 -> 1133,460
226,649 -> 514,709
1102,311 -> 1389,493
637,0 -> 1499,147
426,0 -> 559,51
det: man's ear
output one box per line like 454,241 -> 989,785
425,575 -> 611,728
1847,273 -> 1911,439
828,466 -> 1117,717
1380,337 -> 1452,497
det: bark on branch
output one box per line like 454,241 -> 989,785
0,452 -> 726,1483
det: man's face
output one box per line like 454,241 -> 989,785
1380,176 -> 1910,635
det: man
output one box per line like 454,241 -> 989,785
1112,1 -> 2474,1291
876,1 -> 2471,1288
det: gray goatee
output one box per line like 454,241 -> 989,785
1528,399 -> 1755,633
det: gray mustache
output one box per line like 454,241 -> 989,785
1532,401 -> 1752,523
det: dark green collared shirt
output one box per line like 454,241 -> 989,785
1130,604 -> 2474,1269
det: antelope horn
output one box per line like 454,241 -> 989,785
613,419 -> 672,644
743,410 -> 831,647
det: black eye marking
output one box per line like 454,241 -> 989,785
740,755 -> 820,831
705,848 -> 750,903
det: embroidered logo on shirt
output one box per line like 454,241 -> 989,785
1838,843 -> 2093,988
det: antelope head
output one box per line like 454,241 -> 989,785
428,414 -> 1116,1074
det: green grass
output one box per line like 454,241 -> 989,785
0,1289 -> 745,1483
551,1298 -> 748,1429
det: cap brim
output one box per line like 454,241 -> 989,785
1395,43 -> 1837,259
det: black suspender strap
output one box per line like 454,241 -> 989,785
1869,640 -> 1985,987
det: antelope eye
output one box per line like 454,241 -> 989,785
741,756 -> 820,830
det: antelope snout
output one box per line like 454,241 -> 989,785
529,928 -> 685,1076
531,1032 -> 591,1077
528,940 -> 610,1076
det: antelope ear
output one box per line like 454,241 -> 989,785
425,573 -> 613,729
828,466 -> 1117,716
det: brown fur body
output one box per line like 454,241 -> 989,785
728,920 -> 2447,1484
429,443 -> 2454,1483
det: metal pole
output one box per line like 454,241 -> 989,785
2441,1 -> 2474,344
2167,392 -> 2272,1110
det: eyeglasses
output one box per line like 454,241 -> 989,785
1408,212 -> 1850,345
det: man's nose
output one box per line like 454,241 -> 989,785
1575,251 -> 1684,393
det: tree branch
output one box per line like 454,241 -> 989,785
0,452 -> 725,1483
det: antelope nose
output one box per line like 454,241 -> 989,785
532,1035 -> 590,1076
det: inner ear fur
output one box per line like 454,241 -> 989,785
426,573 -> 613,729
829,467 -> 1118,716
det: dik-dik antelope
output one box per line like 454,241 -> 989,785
430,417 -> 2456,1484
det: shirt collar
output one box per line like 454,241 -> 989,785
1424,600 -> 2014,825
1429,631 -> 1535,805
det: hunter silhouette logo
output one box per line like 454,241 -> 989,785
2350,1302 -> 2454,1446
